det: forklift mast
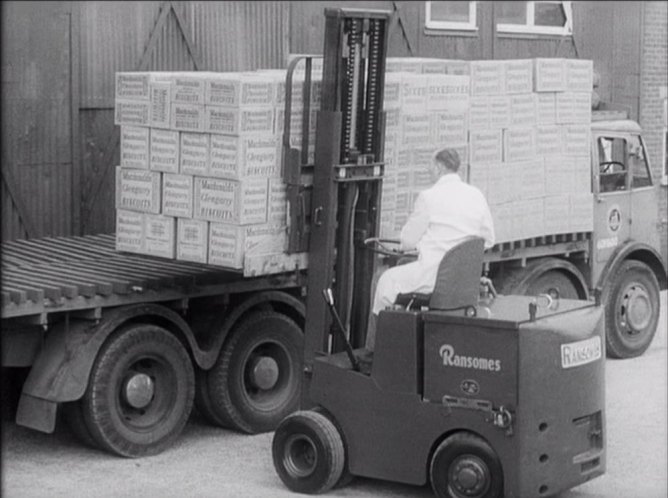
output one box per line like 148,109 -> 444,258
301,8 -> 390,383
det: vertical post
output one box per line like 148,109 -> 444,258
69,1 -> 82,235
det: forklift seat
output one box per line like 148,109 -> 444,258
394,236 -> 485,311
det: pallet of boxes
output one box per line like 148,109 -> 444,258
114,69 -> 319,276
378,56 -> 594,245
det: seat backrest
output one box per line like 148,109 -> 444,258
428,236 -> 485,310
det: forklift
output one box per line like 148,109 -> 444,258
272,8 -> 606,498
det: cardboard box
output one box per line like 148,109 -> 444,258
556,92 -> 592,124
534,58 -> 566,92
120,126 -> 150,169
505,161 -> 524,202
509,94 -> 536,126
116,72 -> 151,100
116,167 -> 162,213
144,214 -> 176,259
544,195 -> 570,234
427,75 -> 470,111
180,132 -> 209,176
380,176 -> 397,211
206,73 -> 275,107
544,157 -> 573,195
468,97 -> 489,130
421,58 -> 448,74
243,252 -> 308,277
170,103 -> 206,132
149,129 -> 180,173
442,60 -> 471,76
162,174 -> 193,218
515,198 -> 545,239
267,179 -> 288,225
469,129 -> 502,165
469,61 -> 505,95
491,203 -> 513,243
536,126 -> 563,156
275,106 -> 318,136
170,73 -> 206,105
467,163 -> 489,197
503,127 -> 536,163
486,164 -> 511,205
208,223 -> 288,269
561,124 -> 591,157
176,218 -> 208,264
518,159 -> 545,200
571,156 -> 592,193
149,82 -> 171,128
205,106 -> 274,135
400,112 -> 432,147
194,177 -> 268,225
535,93 -> 557,124
114,100 -> 150,126
569,193 -> 594,232
383,73 -> 404,109
431,109 -> 468,147
566,59 -> 594,92
116,210 -> 145,254
401,74 -> 429,109
384,108 -> 402,131
504,59 -> 533,94
209,134 -> 279,180
489,96 -> 511,129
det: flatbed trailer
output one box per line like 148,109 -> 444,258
1,233 -> 307,457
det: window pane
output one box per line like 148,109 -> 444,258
628,135 -> 652,188
535,2 -> 566,27
497,1 -> 527,24
430,1 -> 471,23
598,137 -> 628,193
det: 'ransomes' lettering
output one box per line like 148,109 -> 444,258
439,344 -> 501,372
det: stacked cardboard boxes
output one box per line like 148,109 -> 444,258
114,68 -> 320,275
378,57 -> 594,244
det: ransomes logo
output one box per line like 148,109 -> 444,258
439,345 -> 502,372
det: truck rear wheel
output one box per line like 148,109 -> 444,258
272,410 -> 345,494
204,311 -> 302,433
604,260 -> 660,359
430,432 -> 503,498
498,259 -> 585,300
81,324 -> 194,457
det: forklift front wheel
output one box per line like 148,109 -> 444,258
430,432 -> 503,498
272,410 -> 345,494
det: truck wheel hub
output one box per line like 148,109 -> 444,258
621,285 -> 651,332
123,373 -> 155,409
250,356 -> 280,390
450,456 -> 489,496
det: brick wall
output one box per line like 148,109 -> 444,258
639,1 -> 668,264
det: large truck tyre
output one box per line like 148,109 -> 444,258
272,410 -> 345,494
496,258 -> 586,300
604,260 -> 660,359
78,324 -> 195,457
430,432 -> 503,498
202,311 -> 303,433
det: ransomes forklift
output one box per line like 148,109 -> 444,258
272,8 -> 606,498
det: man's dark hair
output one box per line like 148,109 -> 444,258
433,148 -> 461,172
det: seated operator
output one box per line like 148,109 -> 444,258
366,147 -> 495,350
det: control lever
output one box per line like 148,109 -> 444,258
322,288 -> 361,372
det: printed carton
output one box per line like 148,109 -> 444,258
120,126 -> 150,169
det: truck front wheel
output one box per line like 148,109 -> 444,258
604,260 -> 660,359
430,432 -> 503,498
203,311 -> 302,433
80,324 -> 195,457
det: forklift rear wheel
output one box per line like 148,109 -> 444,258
81,324 -> 195,457
272,410 -> 345,494
205,311 -> 303,433
604,260 -> 660,359
430,432 -> 503,498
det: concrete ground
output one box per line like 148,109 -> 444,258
1,292 -> 666,498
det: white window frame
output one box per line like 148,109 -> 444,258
497,1 -> 573,36
425,1 -> 478,32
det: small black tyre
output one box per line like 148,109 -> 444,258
205,311 -> 303,433
81,324 -> 195,457
604,260 -> 660,359
312,406 -> 354,488
272,410 -> 345,494
430,432 -> 503,498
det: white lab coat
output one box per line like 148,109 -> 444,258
372,173 -> 495,315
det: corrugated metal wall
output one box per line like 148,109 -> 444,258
1,1 -> 74,240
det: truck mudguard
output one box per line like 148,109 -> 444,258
597,241 -> 667,291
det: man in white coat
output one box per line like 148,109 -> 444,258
366,147 -> 495,350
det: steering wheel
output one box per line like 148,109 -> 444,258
600,161 -> 625,174
363,237 -> 416,258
